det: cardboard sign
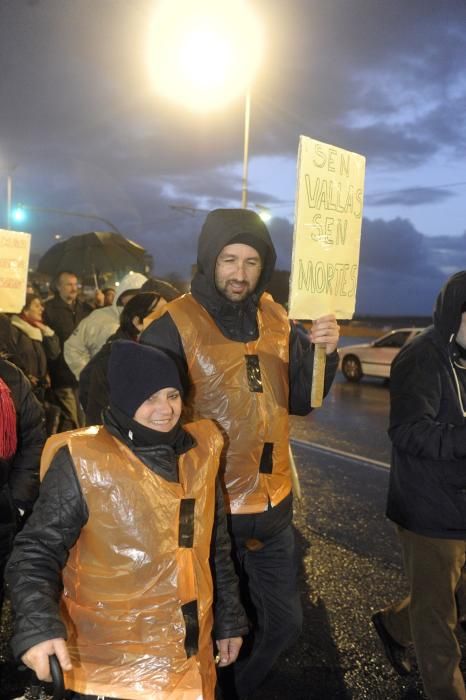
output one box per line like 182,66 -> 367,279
288,135 -> 365,320
0,229 -> 31,312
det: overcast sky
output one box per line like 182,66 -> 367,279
1,0 -> 465,315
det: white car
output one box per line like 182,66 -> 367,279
339,328 -> 424,382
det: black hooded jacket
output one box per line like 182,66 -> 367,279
141,209 -> 338,417
190,208 -> 277,342
386,270 -> 466,537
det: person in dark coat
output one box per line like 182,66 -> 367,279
0,357 -> 45,613
10,293 -> 60,403
372,270 -> 466,700
140,208 -> 340,698
79,291 -> 166,425
43,271 -> 92,430
5,341 -> 248,700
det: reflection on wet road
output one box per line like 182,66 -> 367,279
291,373 -> 392,464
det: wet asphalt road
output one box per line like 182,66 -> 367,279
2,371 -> 463,699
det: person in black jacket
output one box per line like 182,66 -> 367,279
140,208 -> 340,698
372,270 -> 466,700
9,294 -> 62,436
43,271 -> 92,430
0,357 -> 45,613
5,340 -> 247,700
10,293 -> 60,403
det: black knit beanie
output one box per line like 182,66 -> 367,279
108,340 -> 183,417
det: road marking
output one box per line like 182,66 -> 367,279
290,438 -> 390,471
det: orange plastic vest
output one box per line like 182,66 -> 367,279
167,293 -> 291,515
40,421 -> 222,700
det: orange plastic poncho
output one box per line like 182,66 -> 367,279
168,293 -> 291,515
40,420 -> 222,700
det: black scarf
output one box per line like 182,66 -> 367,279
106,403 -> 191,454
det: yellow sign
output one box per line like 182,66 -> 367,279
288,136 -> 365,320
0,229 -> 31,313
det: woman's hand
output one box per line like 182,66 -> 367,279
21,638 -> 72,682
215,636 -> 243,667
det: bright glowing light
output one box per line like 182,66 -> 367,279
254,204 -> 272,222
258,210 -> 271,223
12,206 -> 26,223
149,0 -> 264,112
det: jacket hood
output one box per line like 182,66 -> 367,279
433,271 -> 466,343
194,208 -> 276,296
189,209 -> 277,341
114,272 -> 148,306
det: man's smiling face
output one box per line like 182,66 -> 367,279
214,243 -> 262,303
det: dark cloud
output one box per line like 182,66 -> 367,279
356,218 -> 466,315
354,266 -> 443,317
428,232 -> 466,250
359,218 -> 427,271
366,186 -> 458,207
250,0 -> 466,164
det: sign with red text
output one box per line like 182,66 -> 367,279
288,135 -> 365,320
0,229 -> 31,312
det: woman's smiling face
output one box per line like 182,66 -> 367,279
133,387 -> 182,431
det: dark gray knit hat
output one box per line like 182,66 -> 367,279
108,340 -> 183,416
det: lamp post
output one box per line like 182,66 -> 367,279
241,90 -> 252,209
3,165 -> 17,229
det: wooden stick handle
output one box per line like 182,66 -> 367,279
310,343 -> 326,408
288,445 -> 302,501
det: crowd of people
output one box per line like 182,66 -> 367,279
0,209 -> 465,700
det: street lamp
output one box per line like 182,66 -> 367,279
149,0 -> 263,208
11,203 -> 123,235
255,204 -> 271,222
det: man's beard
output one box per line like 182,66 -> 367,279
219,280 -> 251,302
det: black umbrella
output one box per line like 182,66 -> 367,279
37,231 -> 148,282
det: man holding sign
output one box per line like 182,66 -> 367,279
141,207 -> 339,698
